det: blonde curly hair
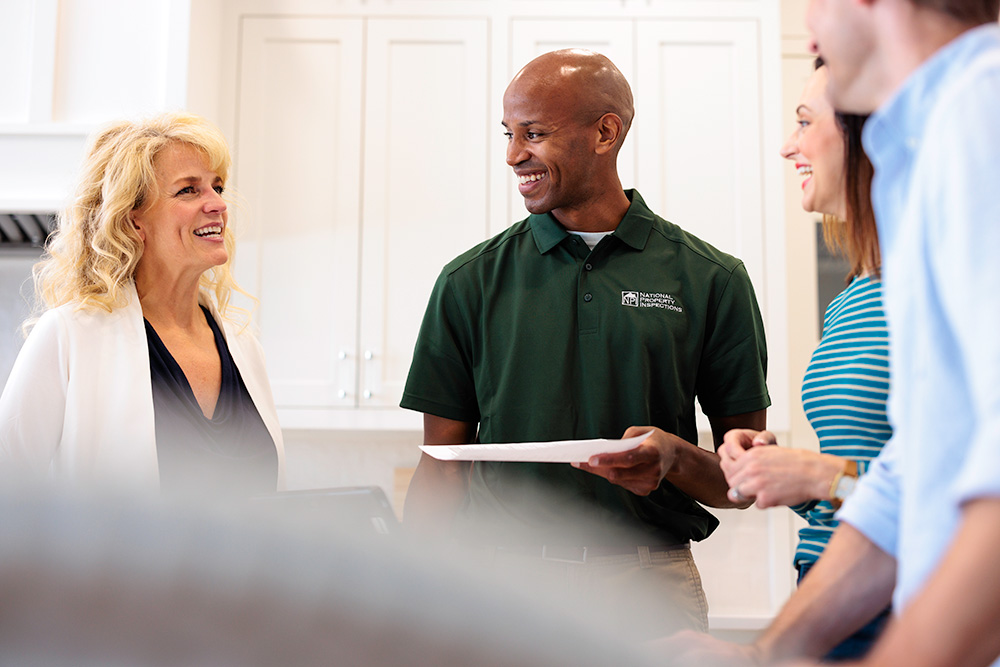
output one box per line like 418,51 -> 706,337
28,112 -> 245,331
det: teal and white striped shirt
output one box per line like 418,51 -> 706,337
793,275 -> 892,567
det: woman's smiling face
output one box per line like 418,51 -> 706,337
780,66 -> 847,220
132,142 -> 229,279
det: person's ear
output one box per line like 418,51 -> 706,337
131,213 -> 146,243
595,113 -> 624,155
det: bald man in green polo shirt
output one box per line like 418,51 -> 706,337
400,49 -> 770,637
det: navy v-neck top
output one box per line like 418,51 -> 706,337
145,306 -> 278,498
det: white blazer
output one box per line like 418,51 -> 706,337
0,283 -> 285,494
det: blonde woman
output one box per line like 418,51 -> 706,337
0,113 -> 284,497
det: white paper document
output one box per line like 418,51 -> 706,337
418,430 -> 654,463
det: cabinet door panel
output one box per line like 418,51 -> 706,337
235,17 -> 363,408
52,0 -> 176,122
634,19 -> 765,292
634,19 -> 767,437
359,18 -> 491,408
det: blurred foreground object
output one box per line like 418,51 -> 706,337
0,486 -> 659,667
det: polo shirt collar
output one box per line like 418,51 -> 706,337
613,190 -> 655,250
528,189 -> 654,254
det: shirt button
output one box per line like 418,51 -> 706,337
583,293 -> 593,302
584,263 -> 593,271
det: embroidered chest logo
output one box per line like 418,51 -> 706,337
621,291 -> 684,313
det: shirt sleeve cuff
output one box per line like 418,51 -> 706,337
836,456 -> 900,558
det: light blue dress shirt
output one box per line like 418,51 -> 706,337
838,24 -> 1000,625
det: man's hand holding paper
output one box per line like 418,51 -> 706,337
572,426 -> 681,496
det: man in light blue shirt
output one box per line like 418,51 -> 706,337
837,14 -> 1000,661
661,1 -> 1000,665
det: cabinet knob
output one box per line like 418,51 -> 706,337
338,389 -> 347,399
338,350 -> 348,360
363,389 -> 372,399
364,350 -> 373,360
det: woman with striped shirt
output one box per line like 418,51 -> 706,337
717,61 -> 891,661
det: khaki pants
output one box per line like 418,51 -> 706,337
483,545 -> 709,641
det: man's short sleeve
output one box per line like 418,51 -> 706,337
695,262 -> 770,417
399,269 -> 480,423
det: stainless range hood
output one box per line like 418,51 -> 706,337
0,213 -> 56,248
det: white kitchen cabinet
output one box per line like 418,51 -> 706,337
233,15 -> 490,427
234,17 -> 364,413
359,18 -> 491,409
633,19 -> 767,290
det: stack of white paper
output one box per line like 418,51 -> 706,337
418,430 -> 654,463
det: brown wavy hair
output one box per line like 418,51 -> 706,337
816,58 -> 881,281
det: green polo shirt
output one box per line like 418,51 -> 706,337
402,190 -> 769,546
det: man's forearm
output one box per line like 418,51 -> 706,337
666,442 -> 738,508
402,453 -> 471,536
689,409 -> 767,508
402,414 -> 477,537
860,497 -> 1000,667
755,522 -> 896,662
